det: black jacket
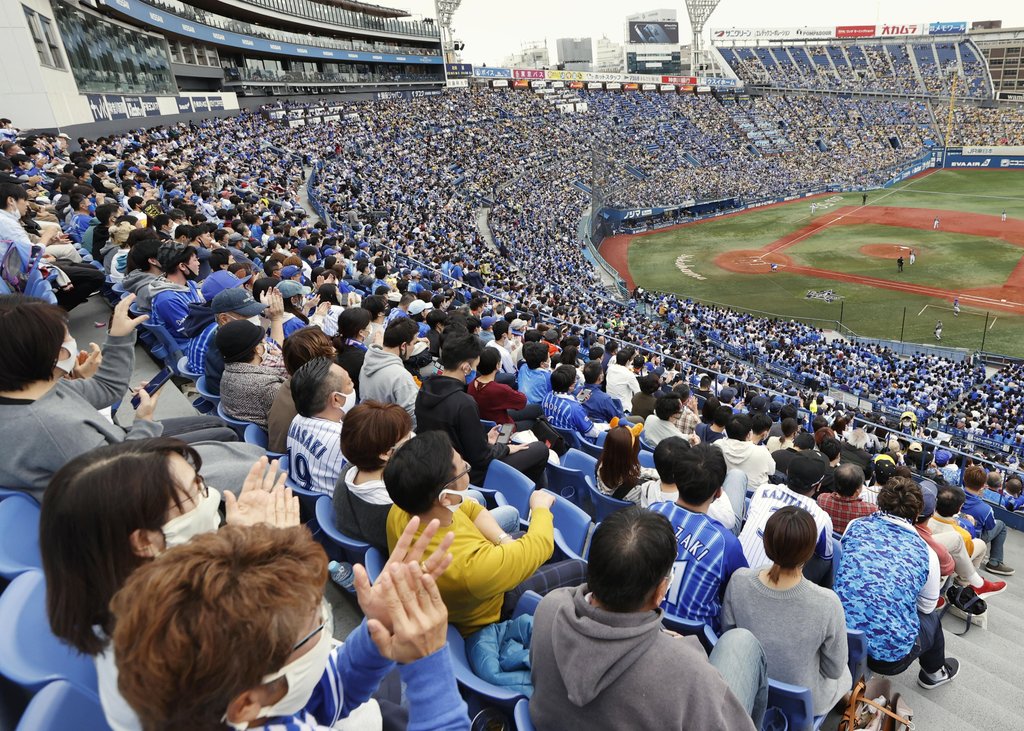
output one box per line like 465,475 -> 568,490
415,375 -> 508,484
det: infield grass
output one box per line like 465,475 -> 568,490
627,170 -> 1024,356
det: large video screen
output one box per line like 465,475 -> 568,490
628,21 -> 680,44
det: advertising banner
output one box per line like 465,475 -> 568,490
547,70 -> 586,81
699,76 -> 740,88
513,79 -> 530,88
551,80 -> 565,88
942,153 -> 1024,169
606,82 -> 622,90
474,66 -> 512,78
962,146 -> 1024,156
446,78 -> 469,88
628,21 -> 680,45
835,25 -> 876,38
642,83 -> 657,90
624,83 -> 639,90
587,82 -> 603,89
491,79 -> 509,87
879,23 -> 925,37
928,22 -> 967,35
569,81 -> 584,89
711,26 -> 832,41
374,89 -> 442,101
445,63 -> 473,78
662,75 -> 698,85
530,80 -> 546,88
659,84 -> 675,92
999,92 -> 1024,102
513,69 -> 545,79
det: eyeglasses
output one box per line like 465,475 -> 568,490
293,603 -> 330,651
442,464 -> 471,491
186,474 -> 209,505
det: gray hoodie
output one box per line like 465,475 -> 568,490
121,269 -> 157,296
134,276 -> 188,314
529,584 -> 755,731
358,345 -> 418,427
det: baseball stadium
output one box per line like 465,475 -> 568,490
8,1 -> 1024,731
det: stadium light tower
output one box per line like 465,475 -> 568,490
434,0 -> 462,63
684,0 -> 722,73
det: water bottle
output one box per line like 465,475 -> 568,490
328,560 -> 355,590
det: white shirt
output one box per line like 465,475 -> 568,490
95,642 -> 141,731
739,483 -> 835,569
640,480 -> 737,530
605,362 -> 640,407
486,338 -> 516,374
286,415 -> 344,496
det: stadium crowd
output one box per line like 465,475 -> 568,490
719,40 -> 992,99
1,85 -> 1023,730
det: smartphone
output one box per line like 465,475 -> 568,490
496,423 -> 515,445
131,366 -> 172,409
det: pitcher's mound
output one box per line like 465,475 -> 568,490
716,250 -> 794,274
860,244 -> 914,259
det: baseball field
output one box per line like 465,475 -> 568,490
599,170 -> 1024,357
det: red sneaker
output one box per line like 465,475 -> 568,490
975,578 -> 1007,599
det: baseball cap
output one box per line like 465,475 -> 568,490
201,270 -> 248,300
872,457 -> 898,485
481,316 -> 496,329
720,387 -> 737,403
787,454 -> 827,491
280,265 -> 301,279
408,300 -> 427,316
768,400 -> 783,415
212,288 -> 265,316
277,280 -> 310,298
510,318 -> 528,334
228,232 -> 244,242
908,442 -> 923,454
918,479 -> 938,519
749,395 -> 769,413
934,449 -> 952,467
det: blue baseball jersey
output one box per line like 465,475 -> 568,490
961,492 -> 996,535
541,392 -> 594,435
651,502 -> 747,631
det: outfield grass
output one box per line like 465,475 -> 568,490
627,170 -> 1024,356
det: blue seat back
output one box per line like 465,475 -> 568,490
445,625 -> 525,711
638,450 -> 655,469
847,629 -> 867,683
577,438 -> 603,460
315,495 -> 371,567
661,613 -> 717,655
595,430 -> 608,446
827,536 -> 842,589
588,483 -> 632,522
142,322 -> 185,373
363,547 -> 385,584
562,449 -> 597,482
542,489 -> 592,561
511,591 -> 542,620
176,355 -> 202,380
0,495 -> 42,580
552,426 -> 582,451
513,699 -> 535,731
16,680 -> 112,731
243,423 -> 269,449
545,461 -> 589,508
195,376 -> 220,404
483,459 -> 535,523
767,679 -> 815,731
479,419 -> 497,430
0,571 -> 98,694
638,433 -> 657,453
216,401 -> 251,436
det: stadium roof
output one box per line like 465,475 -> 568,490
309,0 -> 411,18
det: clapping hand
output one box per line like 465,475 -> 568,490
366,562 -> 449,664
224,457 -> 299,528
110,294 -> 148,336
354,516 -> 454,632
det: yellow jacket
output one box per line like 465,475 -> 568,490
387,500 -> 554,636
929,514 -> 975,555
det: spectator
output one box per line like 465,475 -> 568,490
147,242 -> 202,344
577,360 -> 628,424
670,384 -> 700,436
696,404 -> 732,446
0,294 -> 252,500
834,478 -> 958,689
715,414 -> 776,490
286,357 -> 354,496
930,483 -> 988,572
643,394 -> 687,447
766,417 -> 799,453
360,316 -> 420,426
417,333 -> 549,486
605,348 -> 640,408
110,523 -> 469,730
596,425 -> 658,502
529,507 -> 765,730
218,319 -> 285,428
384,432 -> 584,667
517,341 -> 553,405
816,463 -> 878,533
334,401 -> 413,552
41,439 -> 295,731
861,456 -> 898,505
650,444 -> 747,630
542,364 -> 605,440
962,465 -> 1014,576
723,507 -> 850,715
469,348 -> 532,428
839,427 -> 873,478
267,326 -> 337,455
333,306 -> 372,399
739,453 -> 834,583
771,431 -> 816,476
630,375 -> 660,420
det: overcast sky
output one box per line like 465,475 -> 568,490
397,0 -> 1022,66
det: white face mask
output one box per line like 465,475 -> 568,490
160,487 -> 221,549
438,488 -> 478,513
229,602 -> 334,725
335,390 -> 356,416
247,315 -> 263,326
55,336 -> 78,374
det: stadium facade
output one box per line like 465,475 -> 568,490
4,0 -> 443,131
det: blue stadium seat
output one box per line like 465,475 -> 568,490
826,536 -> 842,589
315,495 -> 372,571
0,571 -> 98,695
661,613 -> 717,655
766,678 -> 824,731
638,433 -> 657,453
542,489 -> 592,561
511,591 -> 542,620
638,450 -> 655,469
480,419 -> 497,431
363,547 -> 385,584
217,401 -> 251,437
141,322 -> 186,375
468,485 -> 509,510
847,629 -> 868,683
0,494 -> 42,580
483,459 -> 535,524
552,426 -> 582,451
577,437 -> 603,460
595,430 -> 608,446
177,355 -> 202,381
513,698 -> 534,731
545,452 -> 592,508
195,376 -> 220,406
562,449 -> 597,483
243,423 -> 285,459
16,680 -> 111,731
446,625 -> 526,715
278,455 -> 322,522
588,482 -> 632,522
